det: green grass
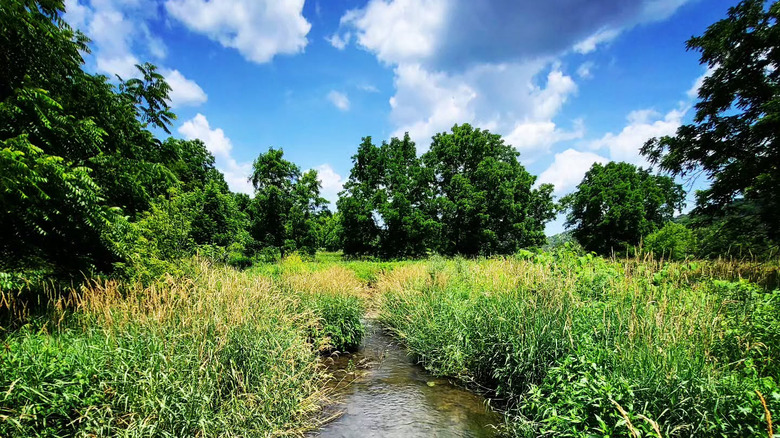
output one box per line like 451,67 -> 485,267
378,252 -> 780,437
0,259 -> 365,437
3,251 -> 778,437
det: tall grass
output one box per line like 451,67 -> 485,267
0,259 -> 364,437
379,253 -> 780,437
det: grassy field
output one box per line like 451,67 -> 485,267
378,252 -> 780,437
1,251 -> 778,436
0,257 -> 364,437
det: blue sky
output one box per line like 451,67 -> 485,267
64,0 -> 735,234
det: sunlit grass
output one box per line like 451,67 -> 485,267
0,259 -> 364,437
379,253 -> 780,437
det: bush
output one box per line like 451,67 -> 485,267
643,222 -> 695,260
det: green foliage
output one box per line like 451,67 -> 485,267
338,134 -> 439,258
642,0 -> 780,245
680,199 -> 779,259
339,125 -> 555,258
249,148 -> 328,257
563,161 -> 685,255
379,255 -> 780,437
423,124 -> 555,256
0,262 -> 365,437
305,294 -> 364,352
644,221 -> 696,260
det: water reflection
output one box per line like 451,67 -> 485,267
311,320 -> 501,437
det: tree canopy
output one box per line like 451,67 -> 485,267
562,161 -> 685,255
338,125 -> 555,258
642,0 -> 779,242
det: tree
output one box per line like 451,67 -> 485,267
337,137 -> 384,257
562,162 -> 685,255
422,124 -> 554,256
338,134 -> 438,258
248,148 -> 327,257
642,0 -> 780,242
1,0 -> 117,272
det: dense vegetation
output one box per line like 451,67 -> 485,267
1,0 -> 780,436
379,254 -> 780,437
0,258 -> 365,437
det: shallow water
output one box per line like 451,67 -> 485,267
311,320 -> 501,438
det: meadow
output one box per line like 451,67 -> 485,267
1,251 -> 778,437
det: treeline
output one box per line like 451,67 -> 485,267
337,128 -> 554,258
0,1 -> 331,284
2,0 -> 779,287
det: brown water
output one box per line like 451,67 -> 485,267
311,320 -> 502,437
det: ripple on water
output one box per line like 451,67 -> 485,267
311,321 -> 501,438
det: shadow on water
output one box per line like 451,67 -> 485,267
311,320 -> 502,437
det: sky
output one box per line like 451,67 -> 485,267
64,0 -> 737,234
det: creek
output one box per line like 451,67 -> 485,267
311,320 -> 501,437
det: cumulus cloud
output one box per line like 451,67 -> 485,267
327,91 -> 350,111
165,0 -> 311,64
334,0 -> 690,157
178,114 -> 253,194
339,0 -> 691,70
538,149 -> 610,195
163,69 -> 208,108
358,84 -> 380,93
504,119 -> 584,160
589,107 -> 686,165
314,164 -> 344,205
326,32 -> 351,50
65,0 -> 208,108
577,62 -> 595,79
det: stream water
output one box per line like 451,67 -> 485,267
311,320 -> 502,437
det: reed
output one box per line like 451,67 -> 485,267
0,259 -> 364,437
379,252 -> 780,437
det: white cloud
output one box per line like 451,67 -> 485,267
687,67 -> 713,99
327,91 -> 351,111
577,61 -> 595,79
178,114 -> 232,158
63,0 -> 210,113
387,62 -> 581,155
589,107 -> 686,165
339,0 -> 692,71
64,0 -> 90,30
358,84 -> 380,93
504,119 -> 584,160
96,54 -> 139,79
335,0 -> 691,157
573,28 -> 621,54
314,164 -> 344,205
165,0 -> 311,64
178,114 -> 254,194
538,149 -> 609,195
163,69 -> 208,108
341,0 -> 447,66
327,32 -> 351,50
388,63 -> 477,143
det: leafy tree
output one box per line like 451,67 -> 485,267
642,0 -> 780,242
1,0 -> 117,272
377,134 -> 439,258
422,124 -> 554,256
315,211 -> 343,252
338,137 -> 384,256
338,134 -> 438,258
562,162 -> 685,255
248,148 -> 327,256
679,199 -> 778,259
